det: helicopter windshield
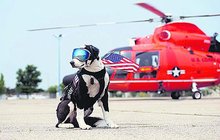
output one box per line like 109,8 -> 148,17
104,46 -> 132,59
216,34 -> 220,42
102,48 -> 132,79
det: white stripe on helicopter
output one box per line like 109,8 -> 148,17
110,78 -> 218,84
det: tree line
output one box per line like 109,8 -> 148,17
0,64 -> 61,97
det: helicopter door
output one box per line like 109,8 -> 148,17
135,52 -> 159,78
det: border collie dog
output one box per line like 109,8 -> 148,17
56,45 -> 118,129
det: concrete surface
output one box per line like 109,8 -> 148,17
0,97 -> 220,140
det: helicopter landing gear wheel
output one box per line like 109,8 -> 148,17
192,91 -> 202,99
171,92 -> 180,100
192,82 -> 201,99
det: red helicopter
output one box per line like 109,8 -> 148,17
102,3 -> 220,100
29,3 -> 220,99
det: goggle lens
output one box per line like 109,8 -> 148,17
72,48 -> 90,62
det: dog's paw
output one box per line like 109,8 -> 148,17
108,123 -> 119,128
106,120 -> 119,128
79,124 -> 92,130
94,120 -> 108,128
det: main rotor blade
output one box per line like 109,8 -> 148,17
136,3 -> 166,18
179,13 -> 220,19
28,19 -> 154,31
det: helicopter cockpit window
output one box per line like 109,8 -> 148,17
102,50 -> 130,79
113,50 -> 130,79
216,34 -> 220,42
135,52 -> 159,78
209,33 -> 220,53
120,51 -> 131,59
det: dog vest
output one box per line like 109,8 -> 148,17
61,68 -> 108,109
80,68 -> 107,96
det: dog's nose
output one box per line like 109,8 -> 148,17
70,61 -> 75,68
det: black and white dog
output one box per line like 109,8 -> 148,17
56,45 -> 118,129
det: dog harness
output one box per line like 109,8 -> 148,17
79,68 -> 107,99
61,67 -> 108,110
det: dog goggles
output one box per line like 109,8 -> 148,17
72,48 -> 91,62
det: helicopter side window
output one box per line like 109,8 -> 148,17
135,52 -> 159,78
136,52 -> 159,68
209,33 -> 220,53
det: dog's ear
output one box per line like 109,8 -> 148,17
84,45 -> 99,60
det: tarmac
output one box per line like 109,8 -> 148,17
0,96 -> 220,140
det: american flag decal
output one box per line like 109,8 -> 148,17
102,53 -> 139,73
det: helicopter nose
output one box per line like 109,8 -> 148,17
70,61 -> 75,68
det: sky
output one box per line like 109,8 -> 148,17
0,0 -> 220,90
